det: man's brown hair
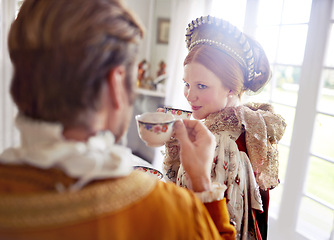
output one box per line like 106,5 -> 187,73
8,0 -> 144,127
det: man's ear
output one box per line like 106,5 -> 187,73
107,65 -> 126,109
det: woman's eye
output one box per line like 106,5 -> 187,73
198,84 -> 207,89
183,81 -> 190,88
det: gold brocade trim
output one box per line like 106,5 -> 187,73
204,103 -> 286,190
0,171 -> 157,230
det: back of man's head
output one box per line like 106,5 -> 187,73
8,0 -> 143,128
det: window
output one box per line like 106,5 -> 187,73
210,0 -> 246,29
296,8 -> 334,239
250,0 -> 312,217
246,0 -> 334,239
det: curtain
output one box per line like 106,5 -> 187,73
152,0 -> 213,168
164,0 -> 213,110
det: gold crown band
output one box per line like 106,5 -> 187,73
185,16 -> 255,82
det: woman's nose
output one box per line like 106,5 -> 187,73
184,87 -> 197,102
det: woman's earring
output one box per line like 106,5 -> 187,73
228,90 -> 234,98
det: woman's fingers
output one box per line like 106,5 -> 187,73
173,120 -> 192,147
173,119 -> 216,168
173,119 -> 215,192
182,119 -> 215,145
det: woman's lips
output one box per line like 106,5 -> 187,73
191,106 -> 201,111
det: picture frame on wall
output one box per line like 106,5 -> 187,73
157,18 -> 170,44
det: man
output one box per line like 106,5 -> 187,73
0,0 -> 236,239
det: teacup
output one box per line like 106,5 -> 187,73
164,106 -> 192,120
135,112 -> 176,147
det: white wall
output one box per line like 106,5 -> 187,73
125,0 -> 171,80
149,0 -> 171,78
0,0 -> 18,152
124,0 -> 153,62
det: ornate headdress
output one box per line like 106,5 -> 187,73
185,15 -> 270,92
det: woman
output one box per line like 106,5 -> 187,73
163,15 -> 286,240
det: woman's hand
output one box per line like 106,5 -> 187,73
173,119 -> 216,192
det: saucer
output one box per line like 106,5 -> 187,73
133,166 -> 163,179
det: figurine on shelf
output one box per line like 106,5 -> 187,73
137,59 -> 149,87
157,60 -> 166,77
154,60 -> 167,92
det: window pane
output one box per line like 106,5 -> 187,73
257,0 -> 284,26
324,24 -> 334,67
296,197 -> 333,240
255,26 -> 279,62
277,144 -> 289,182
268,145 -> 290,218
242,79 -> 271,103
269,183 -> 284,218
311,113 -> 334,159
277,25 -> 308,65
251,82 -> 271,102
305,157 -> 334,206
272,65 -> 300,106
272,104 -> 295,145
211,0 -> 246,29
318,69 -> 334,115
281,0 -> 312,24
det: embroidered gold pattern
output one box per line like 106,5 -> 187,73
204,103 -> 286,190
0,171 -> 157,229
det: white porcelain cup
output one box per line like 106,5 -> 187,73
135,112 -> 176,147
164,106 -> 192,120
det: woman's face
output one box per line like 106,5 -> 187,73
183,62 -> 231,120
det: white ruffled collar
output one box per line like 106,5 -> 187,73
0,115 -> 134,191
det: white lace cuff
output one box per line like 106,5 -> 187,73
194,182 -> 227,203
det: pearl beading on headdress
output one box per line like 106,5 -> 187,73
189,39 -> 247,68
185,16 -> 255,82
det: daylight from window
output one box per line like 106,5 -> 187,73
210,0 -> 334,239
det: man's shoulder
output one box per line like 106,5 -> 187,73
0,167 -> 158,230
